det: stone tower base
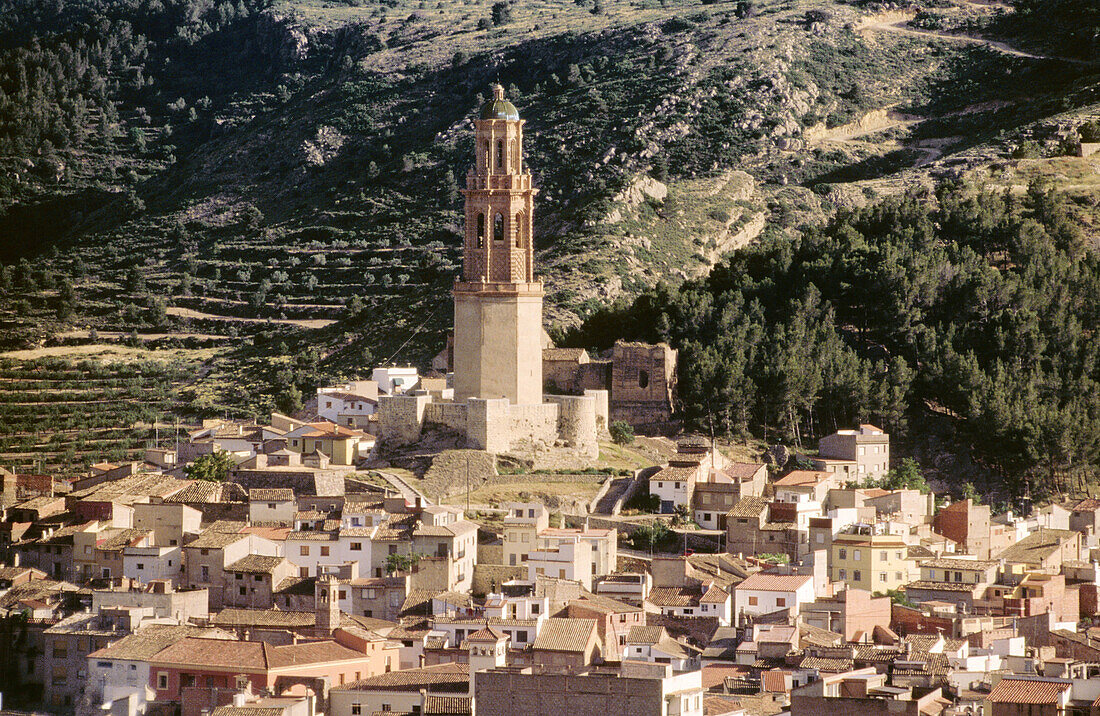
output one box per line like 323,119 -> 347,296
378,390 -> 606,459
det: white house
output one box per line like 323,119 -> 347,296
526,537 -> 593,590
248,488 -> 297,523
733,572 -> 815,618
317,380 -> 379,426
372,366 -> 419,395
624,625 -> 701,671
122,545 -> 182,584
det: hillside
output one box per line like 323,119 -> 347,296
0,0 -> 1098,473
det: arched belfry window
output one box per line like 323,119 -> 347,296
483,141 -> 491,171
496,139 -> 504,170
476,213 -> 485,248
515,213 -> 523,247
493,213 -> 504,242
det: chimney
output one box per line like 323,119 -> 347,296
12,552 -> 19,567
232,693 -> 247,708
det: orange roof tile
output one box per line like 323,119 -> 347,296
989,678 -> 1070,704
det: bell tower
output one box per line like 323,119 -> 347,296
453,85 -> 543,405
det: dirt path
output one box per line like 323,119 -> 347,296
167,305 -> 336,329
860,12 -> 1096,65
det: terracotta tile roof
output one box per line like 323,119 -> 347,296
726,496 -> 769,518
211,609 -> 315,628
210,708 -> 285,716
648,586 -> 702,608
149,637 -> 366,670
650,465 -> 700,482
701,664 -> 749,690
567,594 -> 643,614
996,528 -> 1079,565
249,488 -> 295,501
285,531 -> 338,541
423,695 -> 472,715
646,614 -> 721,649
699,584 -> 729,603
227,555 -> 286,573
1067,498 -> 1100,513
333,663 -> 468,691
919,557 -> 998,570
735,573 -> 811,593
88,625 -> 234,660
773,471 -> 831,487
626,625 -> 664,645
761,670 -> 790,693
266,640 -> 367,668
722,463 -> 767,479
166,481 -> 247,503
186,530 -> 248,549
466,625 -> 506,642
905,580 -> 977,592
798,655 -> 853,672
531,618 -> 596,653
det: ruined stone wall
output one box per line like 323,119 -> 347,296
547,395 -> 598,459
378,395 -> 430,446
472,564 -> 527,596
423,402 -> 469,434
609,341 -> 677,427
585,389 -> 609,432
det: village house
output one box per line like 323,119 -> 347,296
732,572 -> 815,620
812,424 -> 891,482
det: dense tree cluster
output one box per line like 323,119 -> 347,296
0,0 -> 275,197
566,182 -> 1100,494
1007,0 -> 1100,59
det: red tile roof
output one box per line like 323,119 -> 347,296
774,471 -> 831,487
988,678 -> 1070,704
735,573 -> 811,593
761,669 -> 790,693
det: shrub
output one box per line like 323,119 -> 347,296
609,420 -> 634,445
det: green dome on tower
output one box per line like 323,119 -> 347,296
480,84 -> 519,120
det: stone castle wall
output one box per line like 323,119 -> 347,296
424,402 -> 469,433
378,393 -> 598,458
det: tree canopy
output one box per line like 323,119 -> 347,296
565,182 -> 1100,497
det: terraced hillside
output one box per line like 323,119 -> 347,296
0,0 -> 1097,471
0,353 -> 209,473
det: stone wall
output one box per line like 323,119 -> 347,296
610,341 -> 677,428
547,394 -> 598,458
424,402 -> 469,434
585,389 -> 610,433
472,564 -> 526,596
232,468 -> 344,496
421,449 -> 497,500
378,395 -> 430,446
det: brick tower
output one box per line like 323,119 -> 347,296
453,85 -> 543,405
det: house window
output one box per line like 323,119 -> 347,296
703,513 -> 711,522
839,569 -> 847,580
321,546 -> 330,557
854,570 -> 862,581
879,573 -> 887,583
838,549 -> 846,559
350,542 -> 362,551
201,566 -> 209,580
239,587 -> 246,595
254,574 -> 263,582
351,705 -> 362,716
880,551 -> 887,561
493,213 -> 504,242
300,546 -> 310,556
748,596 -> 758,606
157,673 -> 168,690
853,549 -> 862,561
136,563 -> 144,570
